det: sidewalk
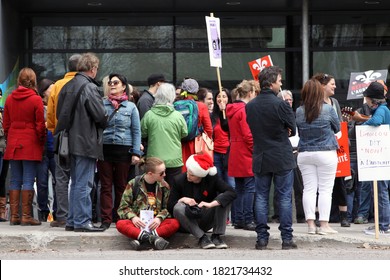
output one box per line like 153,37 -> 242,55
1,221 -> 389,252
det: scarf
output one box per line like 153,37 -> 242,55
108,93 -> 128,110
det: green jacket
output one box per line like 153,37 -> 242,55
117,174 -> 171,221
141,104 -> 188,168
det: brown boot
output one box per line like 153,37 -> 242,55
21,190 -> 41,226
0,196 -> 6,222
9,190 -> 21,225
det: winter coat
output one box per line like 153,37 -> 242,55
246,88 -> 296,175
3,86 -> 45,161
226,101 -> 254,177
141,104 -> 188,168
55,72 -> 107,160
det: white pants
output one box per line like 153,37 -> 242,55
298,150 -> 337,222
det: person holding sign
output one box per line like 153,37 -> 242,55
296,79 -> 340,235
116,157 -> 180,250
354,81 -> 390,235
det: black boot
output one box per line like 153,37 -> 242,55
340,211 -> 350,227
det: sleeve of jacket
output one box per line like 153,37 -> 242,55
239,109 -> 253,151
84,85 -> 108,129
117,180 -> 138,220
167,174 -> 183,215
178,112 -> 188,138
212,175 -> 237,207
46,85 -> 57,133
130,105 -> 142,156
279,101 -> 296,136
3,97 -> 10,138
34,96 -> 47,146
198,102 -> 213,138
329,107 -> 341,132
156,183 -> 171,220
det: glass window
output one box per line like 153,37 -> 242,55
33,26 -> 174,49
32,52 -> 173,85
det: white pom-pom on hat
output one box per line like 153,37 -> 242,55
186,153 -> 217,177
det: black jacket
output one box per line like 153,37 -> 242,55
245,88 -> 296,174
55,72 -> 107,160
167,173 -> 237,215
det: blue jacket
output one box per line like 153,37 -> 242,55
296,104 -> 340,152
103,99 -> 142,156
363,103 -> 390,126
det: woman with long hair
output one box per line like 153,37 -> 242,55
296,79 -> 340,235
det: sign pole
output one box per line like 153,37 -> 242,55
210,12 -> 225,119
373,180 -> 379,239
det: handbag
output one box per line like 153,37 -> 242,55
194,132 -> 214,160
58,130 -> 69,157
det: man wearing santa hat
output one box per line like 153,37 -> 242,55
168,153 -> 237,249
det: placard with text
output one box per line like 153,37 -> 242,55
356,125 -> 390,181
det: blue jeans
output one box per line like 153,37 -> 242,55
67,155 -> 96,228
214,151 -> 236,222
377,180 -> 390,231
254,169 -> 294,242
9,160 -> 39,191
234,177 -> 255,224
36,155 -> 57,213
357,180 -> 373,219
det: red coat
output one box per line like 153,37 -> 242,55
181,100 -> 213,172
226,101 -> 254,177
3,86 -> 46,161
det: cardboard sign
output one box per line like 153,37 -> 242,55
346,69 -> 388,100
205,16 -> 222,68
336,122 -> 351,177
356,125 -> 390,181
248,55 -> 273,81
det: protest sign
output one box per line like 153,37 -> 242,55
336,122 -> 351,177
356,125 -> 390,181
248,55 -> 273,80
346,69 -> 388,100
205,16 -> 222,68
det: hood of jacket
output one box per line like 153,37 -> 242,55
11,86 -> 39,101
150,104 -> 175,117
226,100 -> 246,119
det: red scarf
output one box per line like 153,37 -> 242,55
108,93 -> 128,110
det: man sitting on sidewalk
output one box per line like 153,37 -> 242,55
168,154 -> 237,249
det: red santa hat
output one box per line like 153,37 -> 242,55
186,154 -> 217,177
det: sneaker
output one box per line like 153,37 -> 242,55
211,234 -> 228,249
152,236 -> 170,250
129,239 -> 141,250
308,227 -> 317,235
198,234 -> 216,249
354,216 -> 368,224
282,240 -> 298,250
364,226 -> 390,236
255,239 -> 268,250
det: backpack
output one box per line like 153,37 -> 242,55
173,99 -> 200,142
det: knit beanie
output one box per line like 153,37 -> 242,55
186,154 -> 217,177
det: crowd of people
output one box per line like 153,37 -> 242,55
0,52 -> 389,251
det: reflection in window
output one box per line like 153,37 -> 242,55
33,26 -> 174,49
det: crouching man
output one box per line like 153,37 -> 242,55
168,154 -> 237,249
116,157 -> 180,250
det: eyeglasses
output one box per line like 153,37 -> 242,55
155,170 -> 166,176
108,80 -> 121,86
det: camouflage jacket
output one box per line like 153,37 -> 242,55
117,174 -> 171,221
